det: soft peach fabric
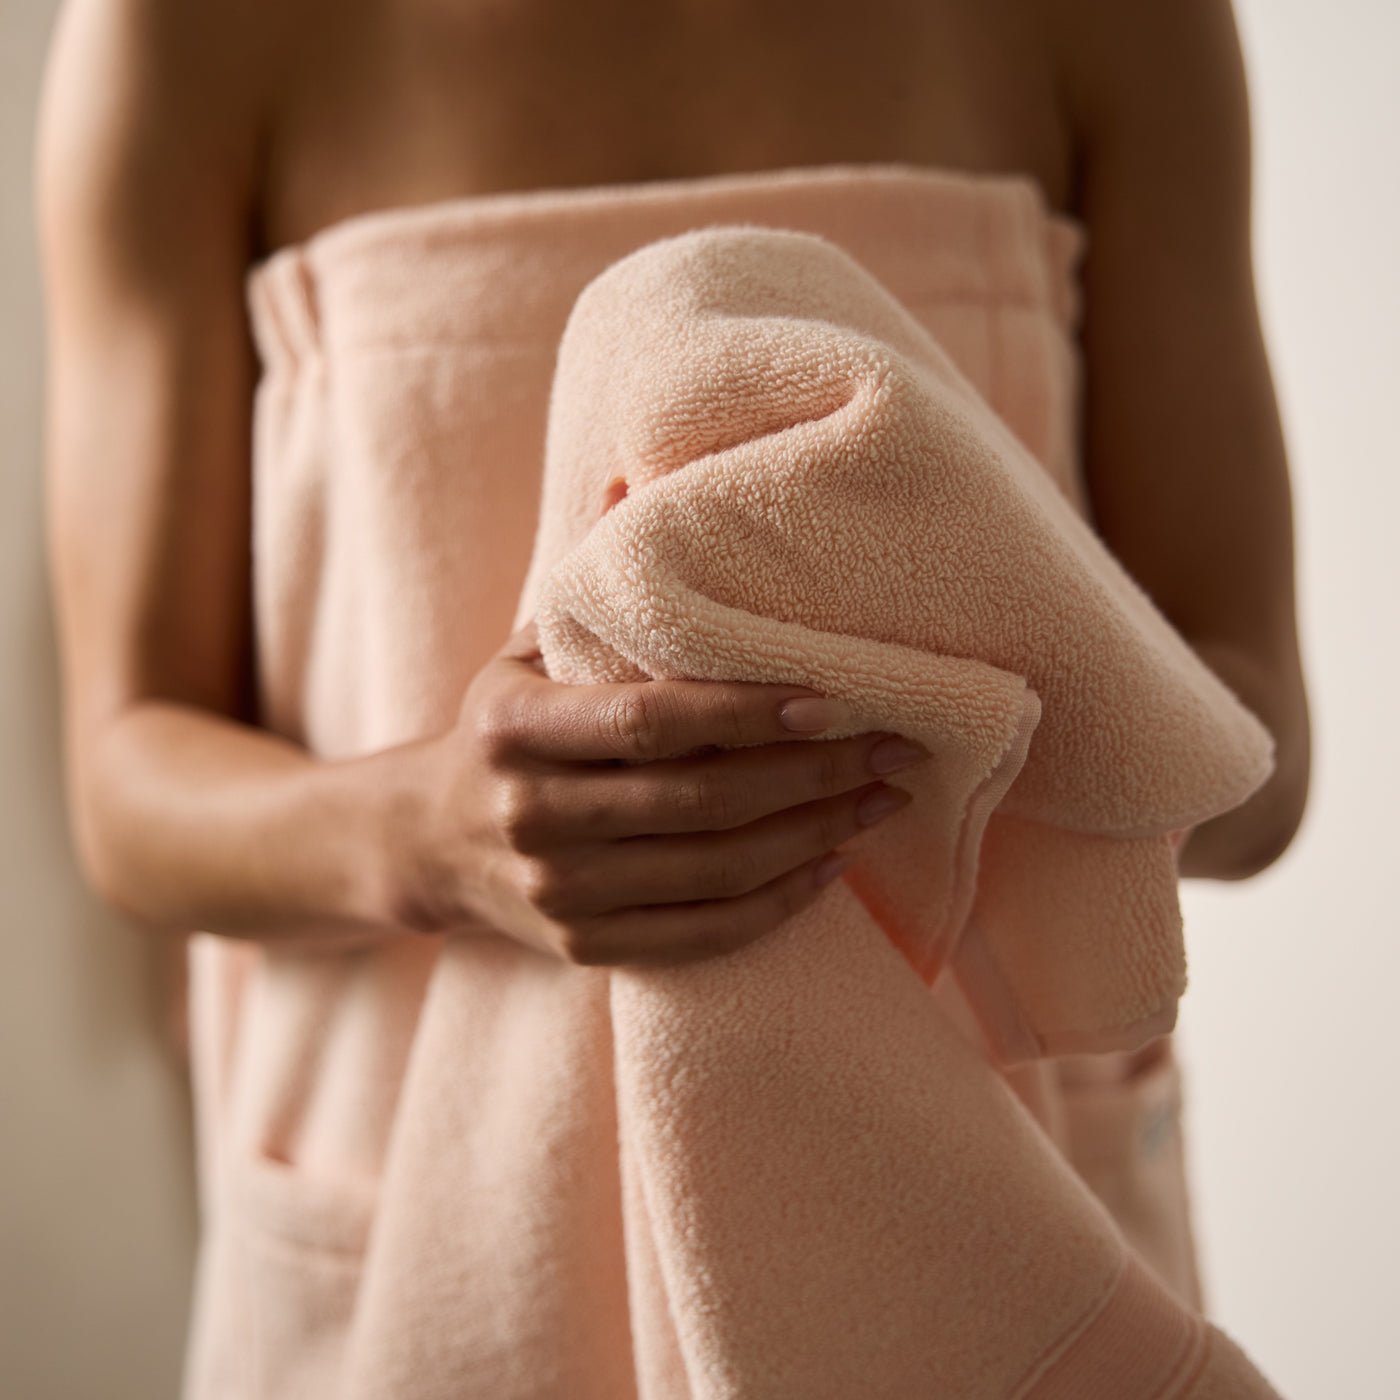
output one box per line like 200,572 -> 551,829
517,224 -> 1273,1062
180,163 -> 1283,1398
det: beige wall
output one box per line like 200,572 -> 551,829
1173,3 -> 1399,1395
2,1 -> 1394,1396
1,5 -> 198,1400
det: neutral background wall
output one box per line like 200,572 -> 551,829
1171,2 -> 1399,1393
2,1 -> 1394,1396
2,4 -> 204,1400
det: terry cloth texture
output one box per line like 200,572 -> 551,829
179,163 -> 1283,1400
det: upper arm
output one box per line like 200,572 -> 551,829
1053,0 -> 1301,660
1047,0 -> 1311,843
36,0 -> 262,830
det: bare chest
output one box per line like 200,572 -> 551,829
254,0 -> 1069,258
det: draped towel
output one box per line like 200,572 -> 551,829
514,223 -> 1276,1065
387,222 -> 1288,1398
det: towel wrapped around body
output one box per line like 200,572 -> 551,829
181,167 -> 1286,1400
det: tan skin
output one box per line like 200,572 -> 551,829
36,0 -> 1310,1083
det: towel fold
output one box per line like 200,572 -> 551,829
355,220 -> 1290,1398
182,168 -> 1288,1400
515,224 -> 1277,1065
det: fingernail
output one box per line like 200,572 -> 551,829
780,697 -> 855,732
868,736 -> 929,774
812,851 -> 850,887
857,785 -> 910,826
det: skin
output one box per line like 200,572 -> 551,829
36,0 -> 1310,992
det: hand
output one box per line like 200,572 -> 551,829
392,619 -> 931,968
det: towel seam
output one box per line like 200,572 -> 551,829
249,296 -> 1068,362
1009,1249 -> 1130,1398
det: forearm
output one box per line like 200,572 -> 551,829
1175,634 -> 1311,881
71,699 -> 439,945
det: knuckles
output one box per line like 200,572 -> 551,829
673,767 -> 740,829
472,692 -> 526,763
515,852 -> 579,920
490,778 -> 549,852
557,927 -> 604,967
598,687 -> 669,763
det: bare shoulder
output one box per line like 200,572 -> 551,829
1045,0 -> 1250,182
1037,0 -> 1275,645
35,0 -> 279,745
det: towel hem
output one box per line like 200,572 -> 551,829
1012,1249 -> 1208,1400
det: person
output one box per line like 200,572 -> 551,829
36,0 -> 1309,1350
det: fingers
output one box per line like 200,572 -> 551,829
558,779 -> 913,916
476,618 -> 928,970
556,847 -> 857,969
556,679 -> 849,764
484,630 -> 855,764
500,730 -> 929,845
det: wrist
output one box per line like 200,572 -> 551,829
358,733 -> 459,934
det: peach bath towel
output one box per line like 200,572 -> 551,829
181,165 -> 1285,1399
516,224 -> 1275,1066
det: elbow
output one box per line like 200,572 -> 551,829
1229,790 -> 1308,880
61,727 -> 150,926
1196,635 -> 1314,881
1178,702 -> 1312,883
66,779 -> 136,920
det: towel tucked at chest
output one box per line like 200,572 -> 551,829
514,223 -> 1276,1065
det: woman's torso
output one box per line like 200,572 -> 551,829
182,12 -> 1221,1392
248,0 -> 1076,259
166,6 -> 1233,1392
220,0 -> 1099,1172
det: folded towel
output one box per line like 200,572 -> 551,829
514,224 -> 1276,1065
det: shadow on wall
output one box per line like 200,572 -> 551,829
1,570 -> 200,1398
